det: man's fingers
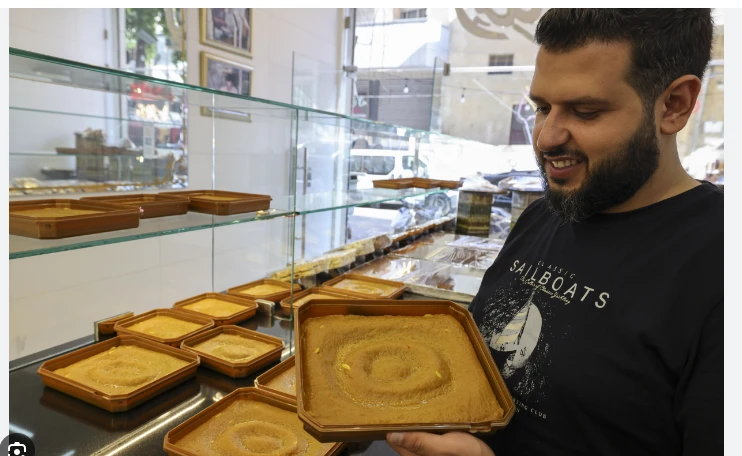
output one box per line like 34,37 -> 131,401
387,432 -> 448,456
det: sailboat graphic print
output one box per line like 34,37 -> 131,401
490,288 -> 543,378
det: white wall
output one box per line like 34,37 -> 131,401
9,8 -> 344,360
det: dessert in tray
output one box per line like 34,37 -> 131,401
181,297 -> 248,318
322,274 -> 405,299
53,345 -> 189,395
127,315 -> 204,340
181,326 -> 285,378
174,293 -> 258,326
114,309 -> 214,346
166,389 -> 337,456
265,362 -> 297,396
300,314 -> 504,425
191,333 -> 278,364
227,279 -> 300,303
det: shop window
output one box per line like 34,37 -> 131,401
488,54 -> 514,75
400,9 -> 427,20
509,104 -> 535,145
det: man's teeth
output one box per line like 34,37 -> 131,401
552,160 -> 579,169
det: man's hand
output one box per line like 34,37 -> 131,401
386,431 -> 495,456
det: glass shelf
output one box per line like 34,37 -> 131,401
10,150 -> 181,159
291,187 -> 447,214
9,209 -> 291,259
9,187 -> 449,259
9,106 -> 183,128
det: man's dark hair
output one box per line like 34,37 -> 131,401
534,9 -> 714,108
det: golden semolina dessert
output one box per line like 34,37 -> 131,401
127,316 -> 204,339
301,314 -> 503,425
266,365 -> 297,396
16,207 -> 103,217
54,345 -> 189,395
240,283 -> 289,297
327,278 -> 396,296
183,298 -> 247,317
177,399 -> 334,456
193,334 -> 278,363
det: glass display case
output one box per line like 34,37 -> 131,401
8,47 -> 502,455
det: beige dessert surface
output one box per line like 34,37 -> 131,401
127,316 -> 204,339
183,298 -> 247,317
240,283 -> 290,296
301,314 -> 503,425
193,334 -> 278,363
266,365 -> 297,396
53,345 -> 189,395
328,278 -> 395,296
177,399 -> 333,455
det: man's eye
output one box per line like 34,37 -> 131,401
535,106 -> 550,114
575,110 -> 601,120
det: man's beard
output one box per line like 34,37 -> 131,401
538,117 -> 660,222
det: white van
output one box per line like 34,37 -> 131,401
349,149 -> 429,190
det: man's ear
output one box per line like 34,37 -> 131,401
658,75 -> 702,135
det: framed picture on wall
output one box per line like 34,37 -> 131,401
200,52 -> 254,122
200,8 -> 253,58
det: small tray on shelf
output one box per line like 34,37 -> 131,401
163,387 -> 345,456
9,199 -> 141,239
180,326 -> 284,378
173,292 -> 258,326
321,273 -> 406,299
37,335 -> 200,413
411,178 -> 442,189
160,190 -> 271,215
227,279 -> 301,303
372,178 -> 414,189
81,194 -> 190,219
114,309 -> 214,347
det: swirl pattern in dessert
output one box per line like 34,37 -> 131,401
177,399 -> 333,456
301,314 -> 504,425
336,340 -> 451,407
53,345 -> 189,395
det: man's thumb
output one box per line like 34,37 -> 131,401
387,432 -> 438,455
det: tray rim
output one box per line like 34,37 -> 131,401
172,292 -> 258,326
278,287 -> 365,312
9,198 -> 142,221
37,335 -> 200,401
293,299 -> 515,442
114,308 -> 215,346
162,386 -> 345,456
320,273 -> 406,300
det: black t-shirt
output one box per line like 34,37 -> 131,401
471,182 -> 723,456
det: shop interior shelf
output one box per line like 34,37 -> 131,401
9,188 -> 448,259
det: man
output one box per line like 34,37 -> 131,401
387,9 -> 722,456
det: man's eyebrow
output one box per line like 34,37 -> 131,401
528,94 -> 612,106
